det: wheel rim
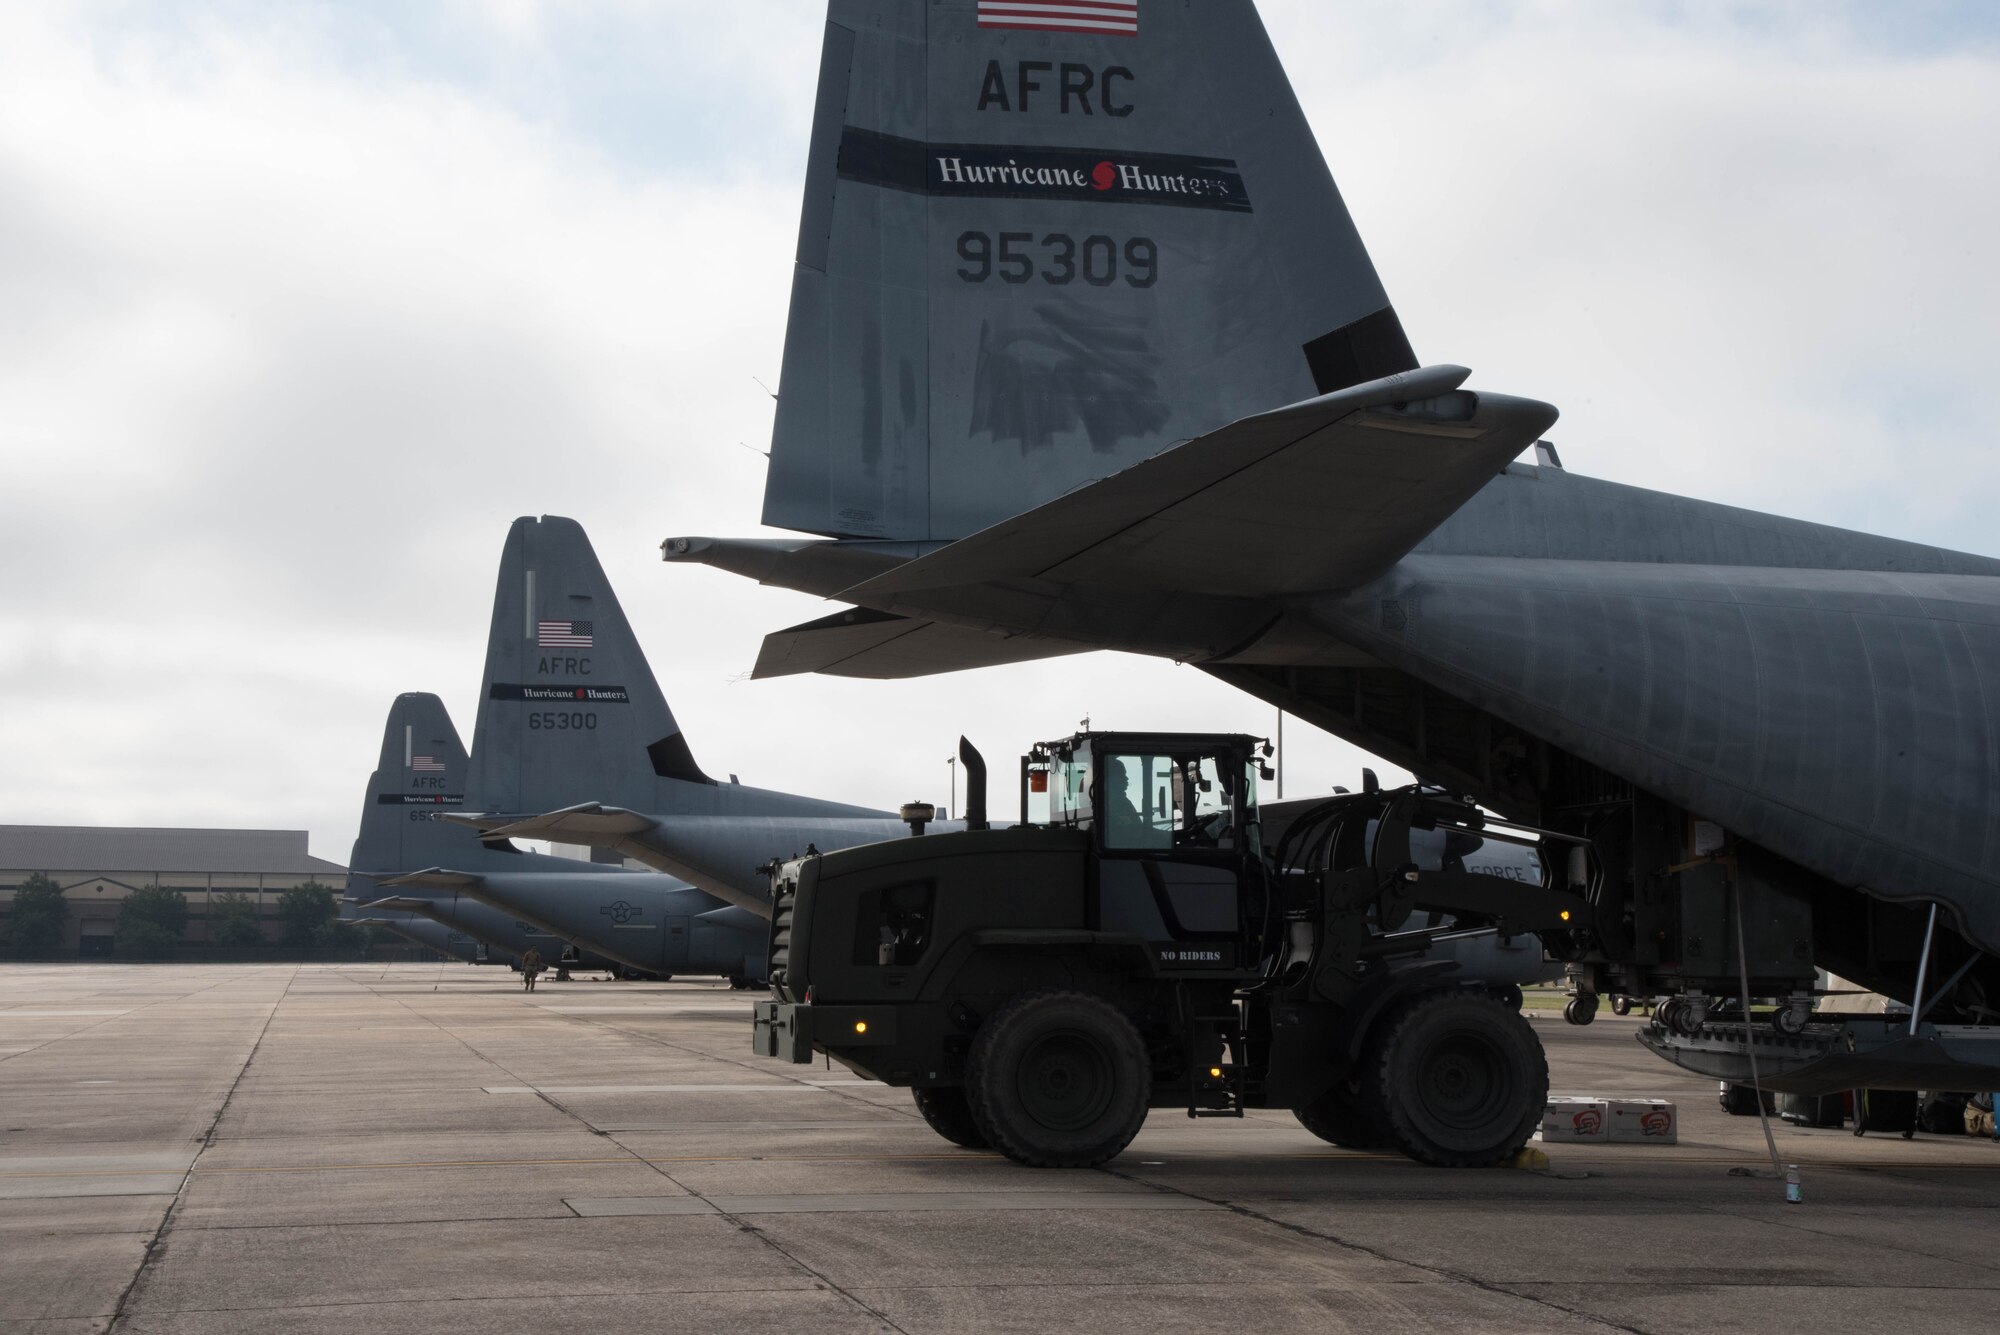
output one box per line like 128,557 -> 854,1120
1015,1028 -> 1117,1133
1415,1034 -> 1513,1134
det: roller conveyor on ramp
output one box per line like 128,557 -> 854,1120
1637,1015 -> 2000,1095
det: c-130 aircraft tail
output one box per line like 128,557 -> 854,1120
467,516 -> 884,823
759,0 -> 1412,546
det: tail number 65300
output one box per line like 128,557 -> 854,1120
527,712 -> 597,731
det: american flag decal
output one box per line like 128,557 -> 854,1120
978,1 -> 1137,37
538,620 -> 594,648
410,755 -> 445,773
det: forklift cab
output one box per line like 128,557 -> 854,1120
1028,732 -> 1271,972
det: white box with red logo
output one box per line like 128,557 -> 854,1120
1608,1098 -> 1678,1143
1536,1097 -> 1610,1142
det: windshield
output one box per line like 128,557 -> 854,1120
1100,751 -> 1241,852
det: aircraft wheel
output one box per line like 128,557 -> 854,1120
912,1086 -> 989,1149
966,990 -> 1150,1168
1562,997 -> 1596,1026
1294,1084 -> 1391,1149
1493,984 -> 1525,1011
1610,996 -> 1633,1016
1367,990 -> 1548,1168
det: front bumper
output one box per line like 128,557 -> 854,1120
752,1000 -> 898,1064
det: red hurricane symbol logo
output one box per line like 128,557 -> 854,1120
1640,1110 -> 1672,1135
1573,1110 -> 1603,1134
574,688 -> 587,700
1091,160 -> 1116,191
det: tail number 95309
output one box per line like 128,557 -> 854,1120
957,231 -> 1157,287
527,712 -> 598,731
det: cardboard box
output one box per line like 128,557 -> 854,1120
1536,1097 -> 1609,1141
1608,1098 -> 1678,1143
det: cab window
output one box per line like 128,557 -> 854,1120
1099,752 -> 1239,852
1101,753 -> 1173,850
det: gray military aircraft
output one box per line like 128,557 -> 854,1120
342,692 -> 766,981
660,1 -> 2000,1089
445,515 -> 947,913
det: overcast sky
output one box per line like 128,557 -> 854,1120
3,1 -> 1997,867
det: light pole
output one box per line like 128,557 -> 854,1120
1275,708 -> 1284,800
946,753 -> 956,819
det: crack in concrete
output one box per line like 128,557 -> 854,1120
1099,1165 -> 1659,1335
103,966 -> 299,1332
350,975 -> 910,1333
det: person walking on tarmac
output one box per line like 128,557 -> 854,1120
520,946 -> 545,993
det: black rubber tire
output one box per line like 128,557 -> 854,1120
966,990 -> 1150,1168
1294,1084 -> 1392,1149
1718,1081 -> 1767,1117
912,1086 -> 990,1149
1610,995 -> 1633,1016
1494,984 -> 1525,1011
1365,990 -> 1549,1168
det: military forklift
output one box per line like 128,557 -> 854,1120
753,730 -> 1592,1168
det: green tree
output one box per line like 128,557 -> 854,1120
277,881 -> 338,949
313,917 -> 366,954
115,884 -> 188,960
7,873 -> 69,958
208,891 -> 264,947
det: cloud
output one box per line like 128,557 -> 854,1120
1,2 -> 1994,861
1265,0 -> 2000,539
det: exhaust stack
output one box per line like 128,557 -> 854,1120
960,737 -> 988,832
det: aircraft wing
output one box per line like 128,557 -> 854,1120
753,606 -> 1089,680
842,366 -> 1554,607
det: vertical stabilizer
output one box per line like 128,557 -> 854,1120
764,0 -> 1414,541
467,516 -> 703,816
345,693 -> 475,886
467,516 -> 883,819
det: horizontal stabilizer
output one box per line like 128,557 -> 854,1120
451,803 -> 655,843
694,904 -> 766,932
378,868 -> 483,890
844,366 -> 1554,606
754,607 -> 1088,679
357,896 -> 436,914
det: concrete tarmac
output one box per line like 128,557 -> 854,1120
2,962 -> 1996,1333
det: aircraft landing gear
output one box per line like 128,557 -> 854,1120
1563,993 -> 1600,1026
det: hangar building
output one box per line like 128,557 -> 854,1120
0,826 -> 346,956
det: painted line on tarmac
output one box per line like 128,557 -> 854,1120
482,1083 -> 831,1094
567,1191 -> 1215,1217
181,1152 -> 1001,1176
0,1009 -> 131,1018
